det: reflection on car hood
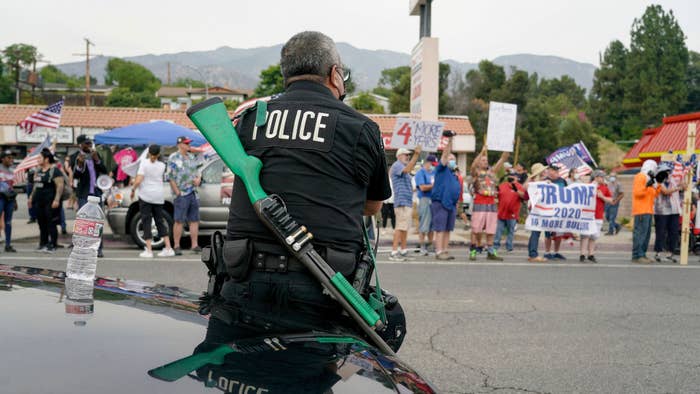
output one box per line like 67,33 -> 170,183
0,265 -> 436,394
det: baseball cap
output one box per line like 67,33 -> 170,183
548,163 -> 561,171
592,170 -> 606,178
0,150 -> 13,159
148,144 -> 161,155
426,155 -> 438,165
177,136 -> 193,144
76,135 -> 92,145
395,148 -> 412,158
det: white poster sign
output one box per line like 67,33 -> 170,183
525,182 -> 598,235
16,126 -> 73,144
486,101 -> 518,152
390,118 -> 444,152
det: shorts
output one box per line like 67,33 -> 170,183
173,192 -> 200,223
471,204 -> 497,234
418,197 -> 432,233
394,206 -> 412,231
430,201 -> 456,232
581,220 -> 603,241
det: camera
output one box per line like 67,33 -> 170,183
442,129 -> 456,137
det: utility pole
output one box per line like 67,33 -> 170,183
72,38 -> 101,106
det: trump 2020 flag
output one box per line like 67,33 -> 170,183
18,100 -> 64,134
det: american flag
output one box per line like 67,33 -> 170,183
13,135 -> 52,184
18,100 -> 64,134
553,153 -> 593,179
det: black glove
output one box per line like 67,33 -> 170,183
511,183 -> 518,192
646,177 -> 655,187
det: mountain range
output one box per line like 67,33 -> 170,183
54,42 -> 597,93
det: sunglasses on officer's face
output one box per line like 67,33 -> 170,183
334,65 -> 350,82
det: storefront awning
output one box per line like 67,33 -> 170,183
622,112 -> 700,167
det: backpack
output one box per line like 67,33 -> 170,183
49,166 -> 72,201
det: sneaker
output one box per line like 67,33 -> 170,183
97,250 -> 104,258
436,252 -> 451,260
191,246 -> 202,253
528,256 -> 547,262
665,255 -> 677,263
36,245 -> 48,253
487,252 -> 503,261
654,253 -> 661,262
543,253 -> 554,259
4,245 -> 16,253
579,255 -> 586,262
632,257 -> 653,264
174,247 -> 183,256
61,228 -> 68,235
27,218 -> 36,224
45,246 -> 56,254
587,255 -> 597,263
398,250 -> 414,260
615,226 -> 621,235
389,252 -> 406,262
158,248 -> 176,257
552,253 -> 566,260
419,248 -> 429,256
469,249 -> 477,261
139,249 -> 154,258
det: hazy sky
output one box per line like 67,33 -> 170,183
2,0 -> 698,66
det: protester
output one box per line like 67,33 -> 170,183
632,160 -> 659,263
114,146 -> 138,187
579,170 -> 613,263
494,170 -> 526,253
604,171 -> 624,235
167,136 -> 202,255
131,144 -> 175,258
469,145 -> 509,261
526,163 -> 549,262
653,164 -> 682,263
0,150 -> 17,252
28,149 -> 64,253
514,162 -> 528,184
389,146 -> 421,261
26,167 -> 37,223
415,155 -> 437,255
543,164 -> 568,260
381,175 -> 396,229
431,136 -> 461,260
70,134 -> 107,257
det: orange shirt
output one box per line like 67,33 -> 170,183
632,172 -> 658,215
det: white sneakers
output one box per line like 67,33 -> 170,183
139,247 -> 176,258
157,248 -> 176,257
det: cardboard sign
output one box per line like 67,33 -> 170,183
486,102 -> 517,152
390,118 -> 444,152
525,182 -> 598,235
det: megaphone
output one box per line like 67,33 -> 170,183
96,175 -> 114,192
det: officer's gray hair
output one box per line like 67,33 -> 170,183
280,31 -> 341,85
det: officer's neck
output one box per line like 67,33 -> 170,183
287,77 -> 339,99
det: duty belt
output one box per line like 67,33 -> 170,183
250,240 -> 318,273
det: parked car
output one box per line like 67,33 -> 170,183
0,264 -> 437,393
106,157 -> 233,249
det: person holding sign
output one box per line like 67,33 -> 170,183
543,164 -> 569,260
389,146 -> 422,261
494,170 -> 526,253
415,156 -> 438,255
431,132 -> 462,260
579,170 -> 613,263
469,145 -> 509,261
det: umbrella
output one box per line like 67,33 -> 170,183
94,121 -> 207,147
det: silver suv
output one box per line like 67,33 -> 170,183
106,157 -> 233,249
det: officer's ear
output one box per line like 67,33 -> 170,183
328,65 -> 343,98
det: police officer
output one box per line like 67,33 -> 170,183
217,31 -> 391,336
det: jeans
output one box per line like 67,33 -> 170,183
26,183 -> 36,220
528,231 -> 541,258
654,214 -> 679,253
494,219 -> 516,251
632,214 -> 653,259
0,197 -> 14,245
605,204 -> 620,234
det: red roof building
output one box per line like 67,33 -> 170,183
623,112 -> 700,167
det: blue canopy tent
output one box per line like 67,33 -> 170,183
94,121 -> 207,147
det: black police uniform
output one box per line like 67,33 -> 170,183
217,80 -> 391,334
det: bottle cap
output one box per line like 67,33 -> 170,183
87,195 -> 101,203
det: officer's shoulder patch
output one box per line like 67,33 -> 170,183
239,102 -> 337,153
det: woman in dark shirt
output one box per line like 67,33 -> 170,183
28,149 -> 64,253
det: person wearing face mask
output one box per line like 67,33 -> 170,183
431,134 -> 462,260
579,170 -> 613,263
604,172 -> 624,235
389,146 -> 422,261
414,155 -> 438,255
219,32 -> 391,337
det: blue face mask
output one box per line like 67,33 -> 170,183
448,160 -> 457,169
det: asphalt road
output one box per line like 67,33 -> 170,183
7,241 -> 700,394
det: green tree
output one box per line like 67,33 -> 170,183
622,5 -> 688,135
537,75 -> 586,108
465,60 -> 506,101
492,68 -> 530,109
172,77 -> 205,88
105,58 -> 161,93
2,43 -> 40,103
375,66 -> 410,113
685,50 -> 700,113
254,64 -> 284,97
0,55 -> 14,103
106,87 -> 160,108
350,91 -> 384,113
588,40 -> 629,140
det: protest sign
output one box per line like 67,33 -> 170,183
486,102 -> 517,152
390,118 -> 444,152
525,182 -> 598,235
546,146 -> 592,178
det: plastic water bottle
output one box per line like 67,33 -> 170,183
64,277 -> 94,326
65,196 -> 104,301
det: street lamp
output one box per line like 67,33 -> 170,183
184,64 -> 209,100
